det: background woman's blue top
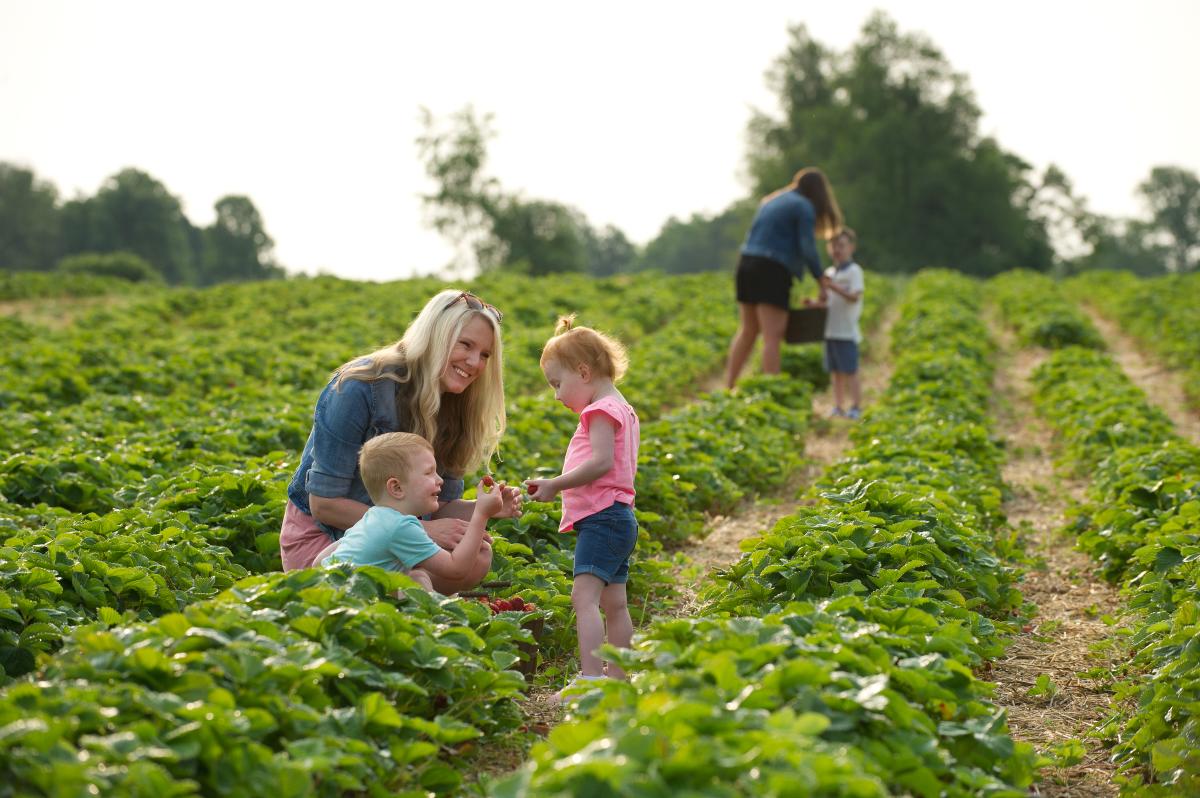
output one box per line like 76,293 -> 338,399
287,363 -> 465,540
739,190 -> 823,280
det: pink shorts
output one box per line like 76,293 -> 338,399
279,501 -> 337,571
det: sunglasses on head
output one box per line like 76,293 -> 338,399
444,291 -> 503,324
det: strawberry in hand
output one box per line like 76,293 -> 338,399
524,478 -> 559,502
474,476 -> 505,518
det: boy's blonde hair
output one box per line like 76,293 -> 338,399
335,289 -> 505,477
358,432 -> 435,505
834,226 -> 857,245
540,314 -> 628,382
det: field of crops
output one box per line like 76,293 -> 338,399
1,268 -> 1198,797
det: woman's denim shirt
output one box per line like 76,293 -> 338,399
286,365 -> 466,539
739,190 -> 823,280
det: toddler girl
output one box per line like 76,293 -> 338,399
525,315 -> 640,696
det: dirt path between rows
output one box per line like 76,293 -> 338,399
986,323 -> 1124,797
1085,307 -> 1200,444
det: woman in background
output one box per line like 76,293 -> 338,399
724,167 -> 843,388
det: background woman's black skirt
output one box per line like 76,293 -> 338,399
734,253 -> 791,309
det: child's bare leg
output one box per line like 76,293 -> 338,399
428,541 -> 493,595
848,371 -> 862,409
407,568 -> 434,592
599,582 -> 633,679
314,541 -> 340,565
571,574 -> 607,677
832,372 -> 846,411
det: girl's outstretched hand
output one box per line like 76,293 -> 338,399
524,478 -> 558,502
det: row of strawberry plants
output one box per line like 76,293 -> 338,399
1065,269 -> 1200,405
1029,346 -> 1200,795
499,270 -> 1036,796
0,567 -> 536,797
988,269 -> 1104,349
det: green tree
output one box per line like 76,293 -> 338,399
0,163 -> 61,271
489,198 -> 588,275
417,107 -> 635,276
1026,165 -> 1092,269
585,224 -> 637,277
65,168 -> 196,284
745,13 -> 1053,275
200,195 -> 282,284
1070,215 -> 1167,276
417,106 -> 504,273
638,200 -> 755,273
1138,166 -> 1199,272
60,196 -> 99,259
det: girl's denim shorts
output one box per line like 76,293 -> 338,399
573,502 -> 637,584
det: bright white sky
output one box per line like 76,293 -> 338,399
2,1 -> 1198,281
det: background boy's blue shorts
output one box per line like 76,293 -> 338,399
573,502 -> 637,584
824,338 -> 859,374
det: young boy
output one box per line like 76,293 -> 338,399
319,432 -> 504,593
820,228 -> 865,419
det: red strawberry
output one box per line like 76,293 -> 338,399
510,596 -> 526,610
482,475 -> 495,490
495,599 -> 513,612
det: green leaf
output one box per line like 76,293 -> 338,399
360,692 -> 406,730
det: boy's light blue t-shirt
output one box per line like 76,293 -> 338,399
323,506 -> 441,571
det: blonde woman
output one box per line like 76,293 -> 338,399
281,289 -> 521,593
725,167 -> 843,388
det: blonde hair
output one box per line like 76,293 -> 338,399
335,289 -> 505,476
358,432 -> 434,505
763,167 -> 844,241
539,314 -> 628,382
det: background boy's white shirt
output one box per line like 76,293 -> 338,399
824,262 -> 865,342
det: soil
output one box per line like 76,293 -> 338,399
986,322 -> 1124,797
1085,307 -> 1200,444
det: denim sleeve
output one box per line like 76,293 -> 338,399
438,474 -> 465,503
305,381 -> 371,499
795,202 -> 823,281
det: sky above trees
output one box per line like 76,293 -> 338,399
2,0 -> 1197,281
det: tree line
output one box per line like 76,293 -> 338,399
3,12 -> 1196,285
0,165 -> 282,285
421,12 -> 1199,278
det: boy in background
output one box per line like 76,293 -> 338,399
820,228 -> 865,419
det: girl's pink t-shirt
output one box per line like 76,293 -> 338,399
559,394 -> 640,532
